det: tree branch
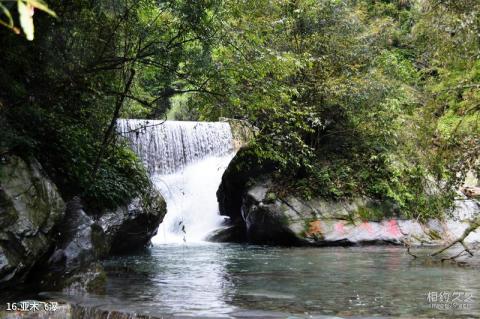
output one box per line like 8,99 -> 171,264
91,69 -> 136,180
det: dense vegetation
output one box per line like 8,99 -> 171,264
0,0 -> 478,218
0,0 -> 217,209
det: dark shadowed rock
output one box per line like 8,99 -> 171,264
46,197 -> 107,275
0,156 -> 65,287
206,225 -> 246,243
215,146 -> 275,243
99,186 -> 166,253
241,182 -> 305,245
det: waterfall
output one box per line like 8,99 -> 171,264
117,119 -> 235,243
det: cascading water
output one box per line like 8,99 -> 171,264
117,119 -> 235,243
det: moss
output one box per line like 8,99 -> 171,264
357,206 -> 384,222
221,118 -> 256,149
428,229 -> 442,240
0,192 -> 18,229
264,191 -> 277,204
86,266 -> 107,294
279,213 -> 291,226
356,201 -> 394,222
91,224 -> 109,257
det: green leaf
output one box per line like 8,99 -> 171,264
0,3 -> 14,28
25,0 -> 56,17
18,0 -> 34,40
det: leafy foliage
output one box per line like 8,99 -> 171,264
0,0 -> 478,219
0,0 -> 219,209
190,0 -> 478,219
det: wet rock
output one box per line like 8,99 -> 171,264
46,197 -> 108,276
99,186 -> 166,253
216,146 -> 275,241
0,156 -> 65,287
61,263 -> 107,295
206,225 -> 246,243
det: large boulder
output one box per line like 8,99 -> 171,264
0,156 -> 65,286
99,186 -> 166,253
34,188 -> 165,291
0,155 -> 166,291
45,197 -> 107,277
35,189 -> 165,291
239,180 -> 480,246
216,149 -> 480,246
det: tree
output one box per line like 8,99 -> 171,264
0,0 -> 221,209
189,0 -> 446,218
412,0 -> 480,192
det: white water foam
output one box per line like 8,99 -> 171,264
152,154 -> 235,243
117,119 -> 235,243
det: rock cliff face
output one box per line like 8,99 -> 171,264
239,181 -> 480,246
216,149 -> 480,246
0,155 -> 167,290
0,156 -> 65,286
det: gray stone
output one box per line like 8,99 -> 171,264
99,186 -> 166,253
61,262 -> 107,295
216,150 -> 480,246
219,117 -> 256,150
47,197 -> 107,275
0,156 -> 65,286
241,179 -> 480,246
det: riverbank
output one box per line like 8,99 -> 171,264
214,147 -> 480,252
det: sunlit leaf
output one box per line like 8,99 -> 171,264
18,0 -> 34,40
26,0 -> 56,17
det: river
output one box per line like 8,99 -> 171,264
49,243 -> 478,318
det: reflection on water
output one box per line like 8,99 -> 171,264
75,244 -> 479,318
103,243 -> 235,317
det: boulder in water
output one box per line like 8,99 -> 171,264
99,186 -> 166,253
45,197 -> 108,276
235,180 -> 480,246
217,149 -> 480,246
215,146 -> 276,243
